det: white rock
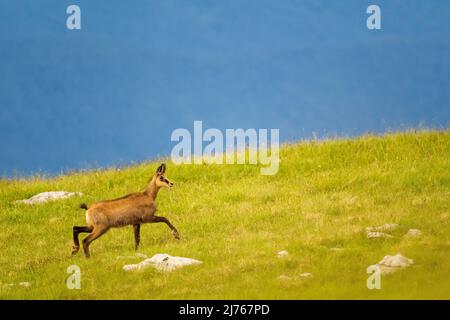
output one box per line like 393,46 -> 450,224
277,273 -> 313,281
123,253 -> 202,272
277,275 -> 291,281
367,232 -> 393,239
18,282 -> 31,287
300,272 -> 313,278
3,282 -> 31,288
277,250 -> 289,258
366,223 -> 399,233
378,254 -> 413,268
376,253 -> 414,274
15,191 -> 82,205
405,229 -> 422,238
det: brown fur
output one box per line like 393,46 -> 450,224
71,163 -> 179,258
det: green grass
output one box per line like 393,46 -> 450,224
1,130 -> 449,299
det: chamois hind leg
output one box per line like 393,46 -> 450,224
133,224 -> 141,250
82,226 -> 109,258
149,216 -> 180,240
72,226 -> 93,256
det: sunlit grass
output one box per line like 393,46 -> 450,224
0,130 -> 449,299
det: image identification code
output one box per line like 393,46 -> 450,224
179,304 -> 270,317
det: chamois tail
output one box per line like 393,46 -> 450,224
79,203 -> 88,210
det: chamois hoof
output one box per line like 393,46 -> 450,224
71,246 -> 80,256
173,231 -> 180,240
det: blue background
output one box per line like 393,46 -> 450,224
0,1 -> 449,177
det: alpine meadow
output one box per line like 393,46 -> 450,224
0,130 -> 449,299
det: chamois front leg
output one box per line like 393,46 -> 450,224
133,224 -> 141,250
150,216 -> 180,240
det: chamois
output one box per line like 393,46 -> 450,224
72,163 -> 180,258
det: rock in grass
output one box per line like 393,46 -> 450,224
405,229 -> 422,238
15,191 -> 82,205
367,231 -> 393,239
366,223 -> 398,239
277,250 -> 289,258
277,273 -> 313,281
18,282 -> 31,287
376,253 -> 414,274
299,272 -> 313,278
366,223 -> 399,233
123,254 -> 202,272
277,275 -> 292,281
3,282 -> 31,288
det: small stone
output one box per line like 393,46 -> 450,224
378,253 -> 413,267
277,273 -> 313,281
123,253 -> 202,272
277,275 -> 291,281
300,272 -> 313,278
367,232 -> 393,238
366,223 -> 399,233
277,250 -> 289,258
405,229 -> 422,238
19,282 -> 31,287
3,282 -> 31,288
376,253 -> 414,274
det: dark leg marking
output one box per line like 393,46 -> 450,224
72,226 -> 93,256
133,224 -> 141,250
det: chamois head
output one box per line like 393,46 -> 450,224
154,163 -> 174,188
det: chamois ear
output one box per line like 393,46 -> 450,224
156,163 -> 166,174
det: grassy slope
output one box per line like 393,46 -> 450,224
0,130 -> 449,299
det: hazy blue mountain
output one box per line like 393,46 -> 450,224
0,0 -> 449,177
